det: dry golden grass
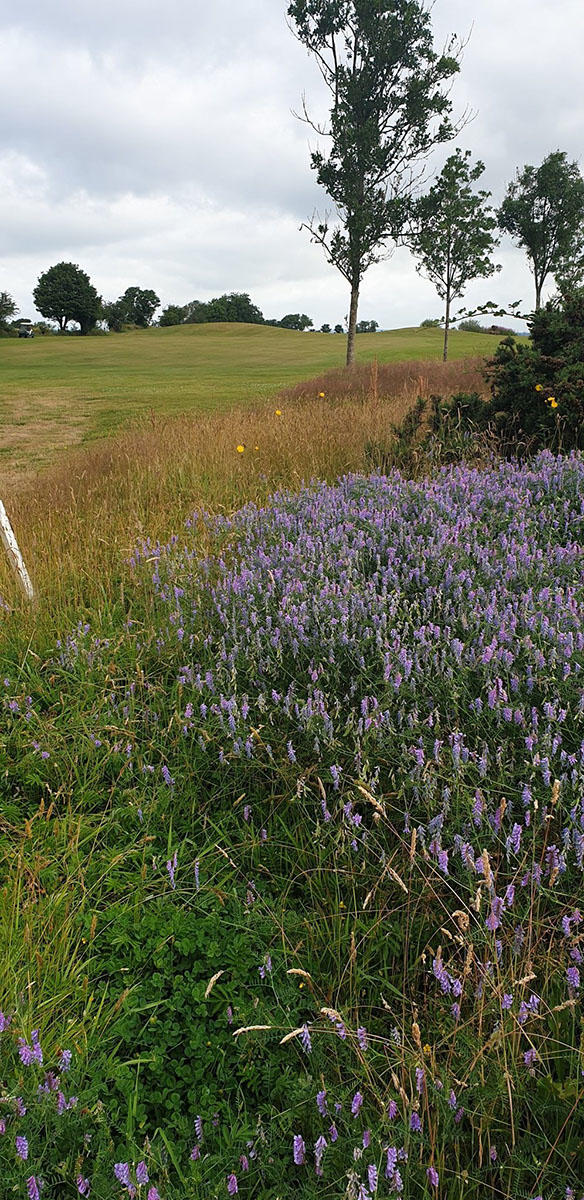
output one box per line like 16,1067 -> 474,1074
0,357 -> 487,630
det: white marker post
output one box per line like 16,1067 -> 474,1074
0,500 -> 34,601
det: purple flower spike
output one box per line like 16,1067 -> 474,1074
27,1179 -> 41,1200
77,1178 -> 91,1196
410,1112 -> 422,1132
227,1173 -> 238,1194
357,1025 -> 368,1050
0,1011 -> 11,1032
316,1089 -> 327,1115
16,1136 -> 29,1161
427,1166 -> 439,1187
293,1134 -> 305,1165
368,1163 -> 378,1191
114,1163 -> 132,1187
190,1145 -> 201,1160
147,1190 -> 160,1200
351,1091 -> 363,1117
136,1162 -> 149,1185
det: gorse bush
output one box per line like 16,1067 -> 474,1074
485,288 -> 584,452
2,453 -> 584,1197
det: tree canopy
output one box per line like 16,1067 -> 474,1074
33,263 -> 101,334
498,151 -> 584,310
288,0 -> 462,365
408,149 -> 499,359
0,291 -> 18,331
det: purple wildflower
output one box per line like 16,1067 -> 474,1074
489,1147 -> 497,1163
329,1123 -> 338,1143
77,1179 -> 91,1196
351,1091 -> 363,1117
194,859 -> 200,891
293,1134 -> 305,1165
448,1089 -> 457,1109
147,1191 -> 160,1200
114,1163 -> 132,1187
195,1115 -> 203,1141
190,1145 -> 201,1161
0,1012 -> 11,1032
415,1067 -> 425,1094
316,1089 -> 327,1116
136,1162 -> 149,1185
239,1155 -> 249,1172
357,1025 -> 368,1050
524,1048 -> 537,1067
16,1136 -> 29,1160
363,1129 -> 371,1148
410,1112 -> 421,1132
166,851 -> 178,889
387,1100 -> 398,1119
427,1166 -> 439,1188
227,1173 -> 238,1194
385,1147 -> 398,1178
27,1179 -> 41,1200
368,1163 -> 378,1192
59,1049 -> 72,1072
314,1134 -> 327,1176
300,1024 -> 312,1053
567,966 -> 580,990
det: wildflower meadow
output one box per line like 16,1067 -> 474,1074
1,445 -> 583,1198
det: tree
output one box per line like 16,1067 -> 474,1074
33,262 -> 101,334
408,150 -> 499,360
498,151 -> 584,310
119,287 -> 160,327
279,313 -> 313,331
0,291 -> 18,331
159,304 -> 188,327
356,318 -> 379,333
206,293 -> 264,323
320,323 -> 332,333
334,323 -> 344,334
288,0 -> 462,366
183,300 -> 210,324
102,299 -> 127,332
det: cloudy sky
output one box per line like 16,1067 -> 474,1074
1,0 -> 583,330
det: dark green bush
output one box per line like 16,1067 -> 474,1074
484,288 -> 584,452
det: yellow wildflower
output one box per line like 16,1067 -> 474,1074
236,444 -> 245,453
318,391 -> 325,398
423,1043 -> 432,1056
535,384 -> 544,392
254,445 -> 259,451
275,409 -> 282,416
550,398 -> 558,408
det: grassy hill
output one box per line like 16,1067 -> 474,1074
0,322 -> 499,479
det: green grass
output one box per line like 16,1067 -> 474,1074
0,322 -> 498,478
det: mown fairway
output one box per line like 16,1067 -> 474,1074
0,322 -> 499,478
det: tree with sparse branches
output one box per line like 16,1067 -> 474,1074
498,151 -> 584,310
408,149 -> 500,360
288,0 -> 464,365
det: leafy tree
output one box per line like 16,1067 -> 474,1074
159,304 -> 188,327
0,291 -> 18,331
119,287 -> 160,327
356,319 -> 378,333
206,293 -> 264,324
498,151 -> 584,310
320,322 -> 332,333
334,323 -> 344,334
408,150 -> 499,359
101,299 -> 127,332
457,317 -> 484,333
279,313 -> 313,331
420,317 -> 441,327
183,300 -> 210,324
33,262 -> 101,334
288,0 -> 462,366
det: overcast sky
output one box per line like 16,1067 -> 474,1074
1,0 -> 583,330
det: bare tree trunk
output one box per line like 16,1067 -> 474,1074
346,281 -> 360,366
443,288 -> 451,362
535,280 -> 542,311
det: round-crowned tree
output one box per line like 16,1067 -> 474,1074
33,262 -> 101,334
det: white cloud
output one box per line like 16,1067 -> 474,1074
2,0 -> 583,329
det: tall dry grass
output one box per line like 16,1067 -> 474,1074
0,357 -> 488,629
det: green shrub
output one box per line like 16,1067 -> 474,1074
456,318 -> 484,333
484,288 -> 584,452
